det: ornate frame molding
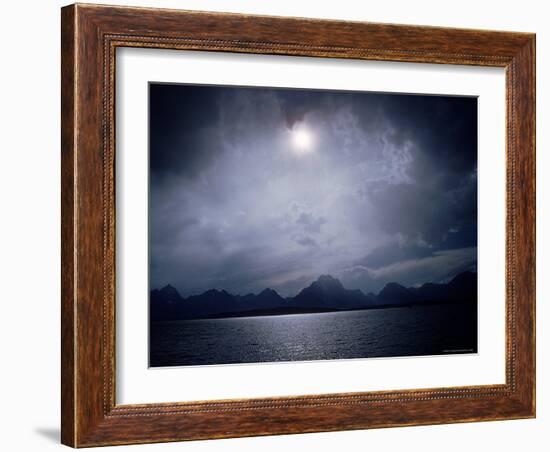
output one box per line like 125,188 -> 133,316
62,4 -> 535,447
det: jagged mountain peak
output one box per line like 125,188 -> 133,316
151,284 -> 183,305
312,274 -> 345,290
159,283 -> 178,293
317,274 -> 338,282
150,271 -> 477,321
378,281 -> 416,303
256,288 -> 284,303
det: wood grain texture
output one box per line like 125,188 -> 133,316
61,3 -> 536,447
60,5 -> 76,446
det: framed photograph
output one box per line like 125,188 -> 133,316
61,3 -> 535,447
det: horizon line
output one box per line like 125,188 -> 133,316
151,269 -> 477,300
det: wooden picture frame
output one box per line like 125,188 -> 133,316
61,3 -> 535,447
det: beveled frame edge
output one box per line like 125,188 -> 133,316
61,3 -> 535,447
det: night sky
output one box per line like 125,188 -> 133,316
149,83 -> 477,297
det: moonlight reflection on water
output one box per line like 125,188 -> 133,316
150,304 -> 477,367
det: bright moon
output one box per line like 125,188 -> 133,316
291,127 -> 313,153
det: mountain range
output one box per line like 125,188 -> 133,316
150,271 -> 477,321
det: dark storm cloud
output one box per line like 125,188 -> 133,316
149,83 -> 477,297
149,84 -> 222,179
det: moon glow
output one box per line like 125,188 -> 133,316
291,127 -> 314,153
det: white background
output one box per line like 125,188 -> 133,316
117,49 -> 505,404
0,1 -> 546,451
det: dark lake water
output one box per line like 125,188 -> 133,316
149,304 -> 477,367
